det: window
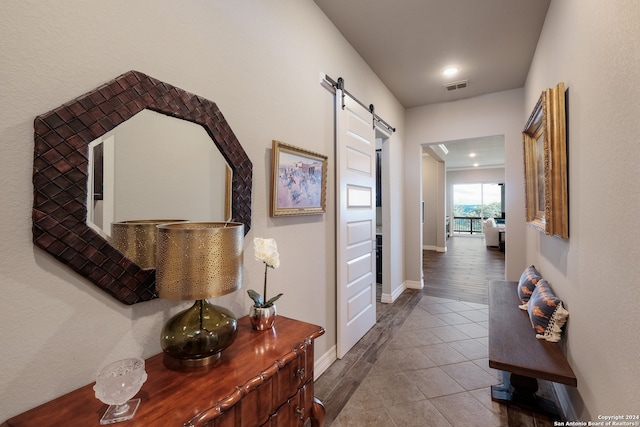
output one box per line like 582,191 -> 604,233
453,183 -> 502,233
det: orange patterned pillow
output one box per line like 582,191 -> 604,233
517,265 -> 542,306
527,279 -> 569,342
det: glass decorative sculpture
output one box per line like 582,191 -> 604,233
93,358 -> 147,424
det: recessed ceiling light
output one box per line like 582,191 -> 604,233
443,67 -> 459,77
473,163 -> 479,167
469,153 -> 476,158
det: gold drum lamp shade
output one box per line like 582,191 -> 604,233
110,220 -> 186,269
155,222 -> 244,367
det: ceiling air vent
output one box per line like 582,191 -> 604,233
444,80 -> 468,91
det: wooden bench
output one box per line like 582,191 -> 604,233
488,280 -> 576,418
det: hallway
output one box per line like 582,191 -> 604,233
315,236 -> 556,426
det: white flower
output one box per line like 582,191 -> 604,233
248,237 -> 283,307
254,237 -> 280,269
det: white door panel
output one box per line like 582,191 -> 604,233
346,185 -> 372,207
347,251 -> 372,282
346,147 -> 372,175
336,91 -> 376,358
347,277 -> 374,321
346,109 -> 374,144
347,220 -> 372,245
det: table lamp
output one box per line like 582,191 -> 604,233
111,219 -> 186,269
155,221 -> 244,367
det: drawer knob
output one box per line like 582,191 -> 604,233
295,406 -> 305,420
295,368 -> 306,380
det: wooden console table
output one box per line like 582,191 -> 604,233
2,316 -> 326,427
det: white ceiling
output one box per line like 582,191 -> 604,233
314,0 -> 549,169
426,135 -> 505,171
314,0 -> 550,108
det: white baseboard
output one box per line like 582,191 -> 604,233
423,245 -> 447,252
381,282 -> 407,303
553,383 -> 578,421
314,345 -> 337,380
405,280 -> 423,290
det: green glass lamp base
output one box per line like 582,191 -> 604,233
161,300 -> 238,367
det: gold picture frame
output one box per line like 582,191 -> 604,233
523,82 -> 568,238
270,140 -> 328,217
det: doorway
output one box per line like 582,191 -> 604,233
422,135 -> 505,248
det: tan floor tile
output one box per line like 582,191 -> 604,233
408,367 -> 465,398
387,331 -> 418,350
471,357 -> 501,378
431,392 -> 507,427
447,338 -> 488,360
388,328 -> 443,349
441,301 -> 474,312
417,343 -> 468,366
429,325 -> 472,342
368,358 -> 402,376
469,387 -> 508,419
461,302 -> 489,310
453,322 -> 488,339
332,403 -> 396,427
371,346 -> 436,374
342,380 -> 386,411
386,400 -> 453,427
362,371 -> 427,408
458,309 -> 488,323
408,305 -> 429,316
419,303 -> 453,315
421,296 -> 454,305
475,336 -> 489,347
440,361 -> 499,390
402,312 -> 448,330
434,312 -> 472,325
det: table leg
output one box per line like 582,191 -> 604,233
310,397 -> 326,427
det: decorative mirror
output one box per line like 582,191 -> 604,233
33,71 -> 252,304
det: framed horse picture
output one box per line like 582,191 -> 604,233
270,140 -> 328,217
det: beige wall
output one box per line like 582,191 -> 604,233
421,155 -> 447,251
523,0 -> 640,419
0,1 -> 405,420
378,130 -> 406,303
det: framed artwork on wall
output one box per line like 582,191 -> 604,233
270,140 -> 328,217
523,82 -> 568,238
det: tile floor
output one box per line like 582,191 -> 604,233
316,237 -> 558,426
329,295 -> 507,426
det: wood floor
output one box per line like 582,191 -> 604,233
422,235 -> 505,305
315,235 -> 560,426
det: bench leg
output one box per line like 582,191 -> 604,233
491,371 -> 562,419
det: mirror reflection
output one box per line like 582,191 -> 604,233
33,70 -> 252,304
87,109 -> 231,239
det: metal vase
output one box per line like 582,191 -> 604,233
249,305 -> 277,330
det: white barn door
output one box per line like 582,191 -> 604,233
336,90 -> 377,358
